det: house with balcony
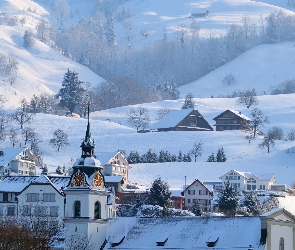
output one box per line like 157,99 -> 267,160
0,147 -> 35,178
213,110 -> 251,131
182,179 -> 213,212
219,170 -> 276,192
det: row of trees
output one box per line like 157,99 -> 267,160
207,147 -> 227,162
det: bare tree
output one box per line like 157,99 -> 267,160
156,108 -> 172,120
127,106 -> 150,132
190,141 -> 203,162
287,129 -> 295,141
236,89 -> 258,108
250,107 -> 269,137
268,126 -> 284,140
12,99 -> 33,129
259,134 -> 275,153
222,73 -> 237,86
49,129 -> 69,151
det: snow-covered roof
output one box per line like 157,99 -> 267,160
47,176 -> 70,191
73,157 -> 102,169
151,108 -> 193,130
104,175 -> 122,183
105,216 -> 264,250
228,110 -> 251,121
0,175 -> 40,192
0,147 -> 29,167
96,151 -> 118,166
220,170 -> 274,181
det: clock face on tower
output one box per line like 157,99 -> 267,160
92,172 -> 103,188
72,172 -> 85,186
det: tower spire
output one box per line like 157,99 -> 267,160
81,101 -> 95,158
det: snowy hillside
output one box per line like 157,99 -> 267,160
0,0 -> 294,192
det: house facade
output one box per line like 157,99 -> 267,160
213,109 -> 251,131
97,151 -> 130,185
0,147 -> 35,177
220,170 -> 276,192
151,108 -> 213,132
261,208 -> 295,250
182,179 -> 213,211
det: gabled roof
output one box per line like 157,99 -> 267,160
220,170 -> 275,181
0,147 -> 30,167
96,151 -> 121,166
183,179 -> 213,196
151,108 -> 194,130
213,109 -> 251,121
0,175 -> 40,192
105,217 -> 264,250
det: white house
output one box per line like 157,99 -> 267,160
0,147 -> 35,177
220,170 -> 276,192
96,151 -> 130,185
182,179 -> 213,211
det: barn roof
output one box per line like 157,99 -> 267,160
151,108 -> 194,130
213,110 -> 251,121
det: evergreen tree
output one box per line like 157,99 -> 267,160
243,192 -> 261,215
158,150 -> 171,162
57,69 -> 85,115
127,151 -> 141,164
148,177 -> 172,215
141,148 -> 158,163
177,151 -> 183,162
182,92 -> 195,109
183,153 -> 192,162
216,147 -> 227,162
207,153 -> 216,162
191,199 -> 202,216
23,30 -> 35,48
216,181 -> 239,216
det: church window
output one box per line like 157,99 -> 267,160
279,237 -> 284,250
74,201 -> 81,217
94,201 -> 101,219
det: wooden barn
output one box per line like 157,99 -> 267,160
151,108 -> 213,132
213,110 -> 251,131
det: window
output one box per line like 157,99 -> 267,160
7,206 -> 15,216
49,206 -> 59,217
34,206 -> 47,217
188,190 -> 195,195
0,206 -> 3,216
199,190 -> 207,195
94,202 -> 101,219
22,205 -> 31,216
187,199 -> 191,204
43,193 -> 55,202
27,193 -> 39,202
0,193 -> 3,202
74,201 -> 81,218
279,237 -> 284,250
260,185 -> 265,190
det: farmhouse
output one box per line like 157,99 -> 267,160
151,108 -> 213,132
0,147 -> 35,177
213,109 -> 251,131
220,170 -> 276,192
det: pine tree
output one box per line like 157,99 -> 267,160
216,147 -> 227,162
148,177 -> 172,215
177,151 -> 183,162
191,199 -> 202,216
127,151 -> 141,164
182,92 -> 195,109
207,153 -> 216,162
57,69 -> 85,115
243,192 -> 261,215
216,181 -> 239,216
141,148 -> 158,163
23,30 -> 35,48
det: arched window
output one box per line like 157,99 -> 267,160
94,201 -> 101,219
74,201 -> 81,218
279,237 -> 284,250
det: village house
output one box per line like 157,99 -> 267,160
0,147 -> 35,177
213,109 -> 251,131
151,108 -> 213,132
220,170 -> 276,192
96,151 -> 130,186
182,179 -> 213,211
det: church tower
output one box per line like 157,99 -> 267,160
63,102 -> 115,250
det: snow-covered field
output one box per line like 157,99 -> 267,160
0,0 -> 294,192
